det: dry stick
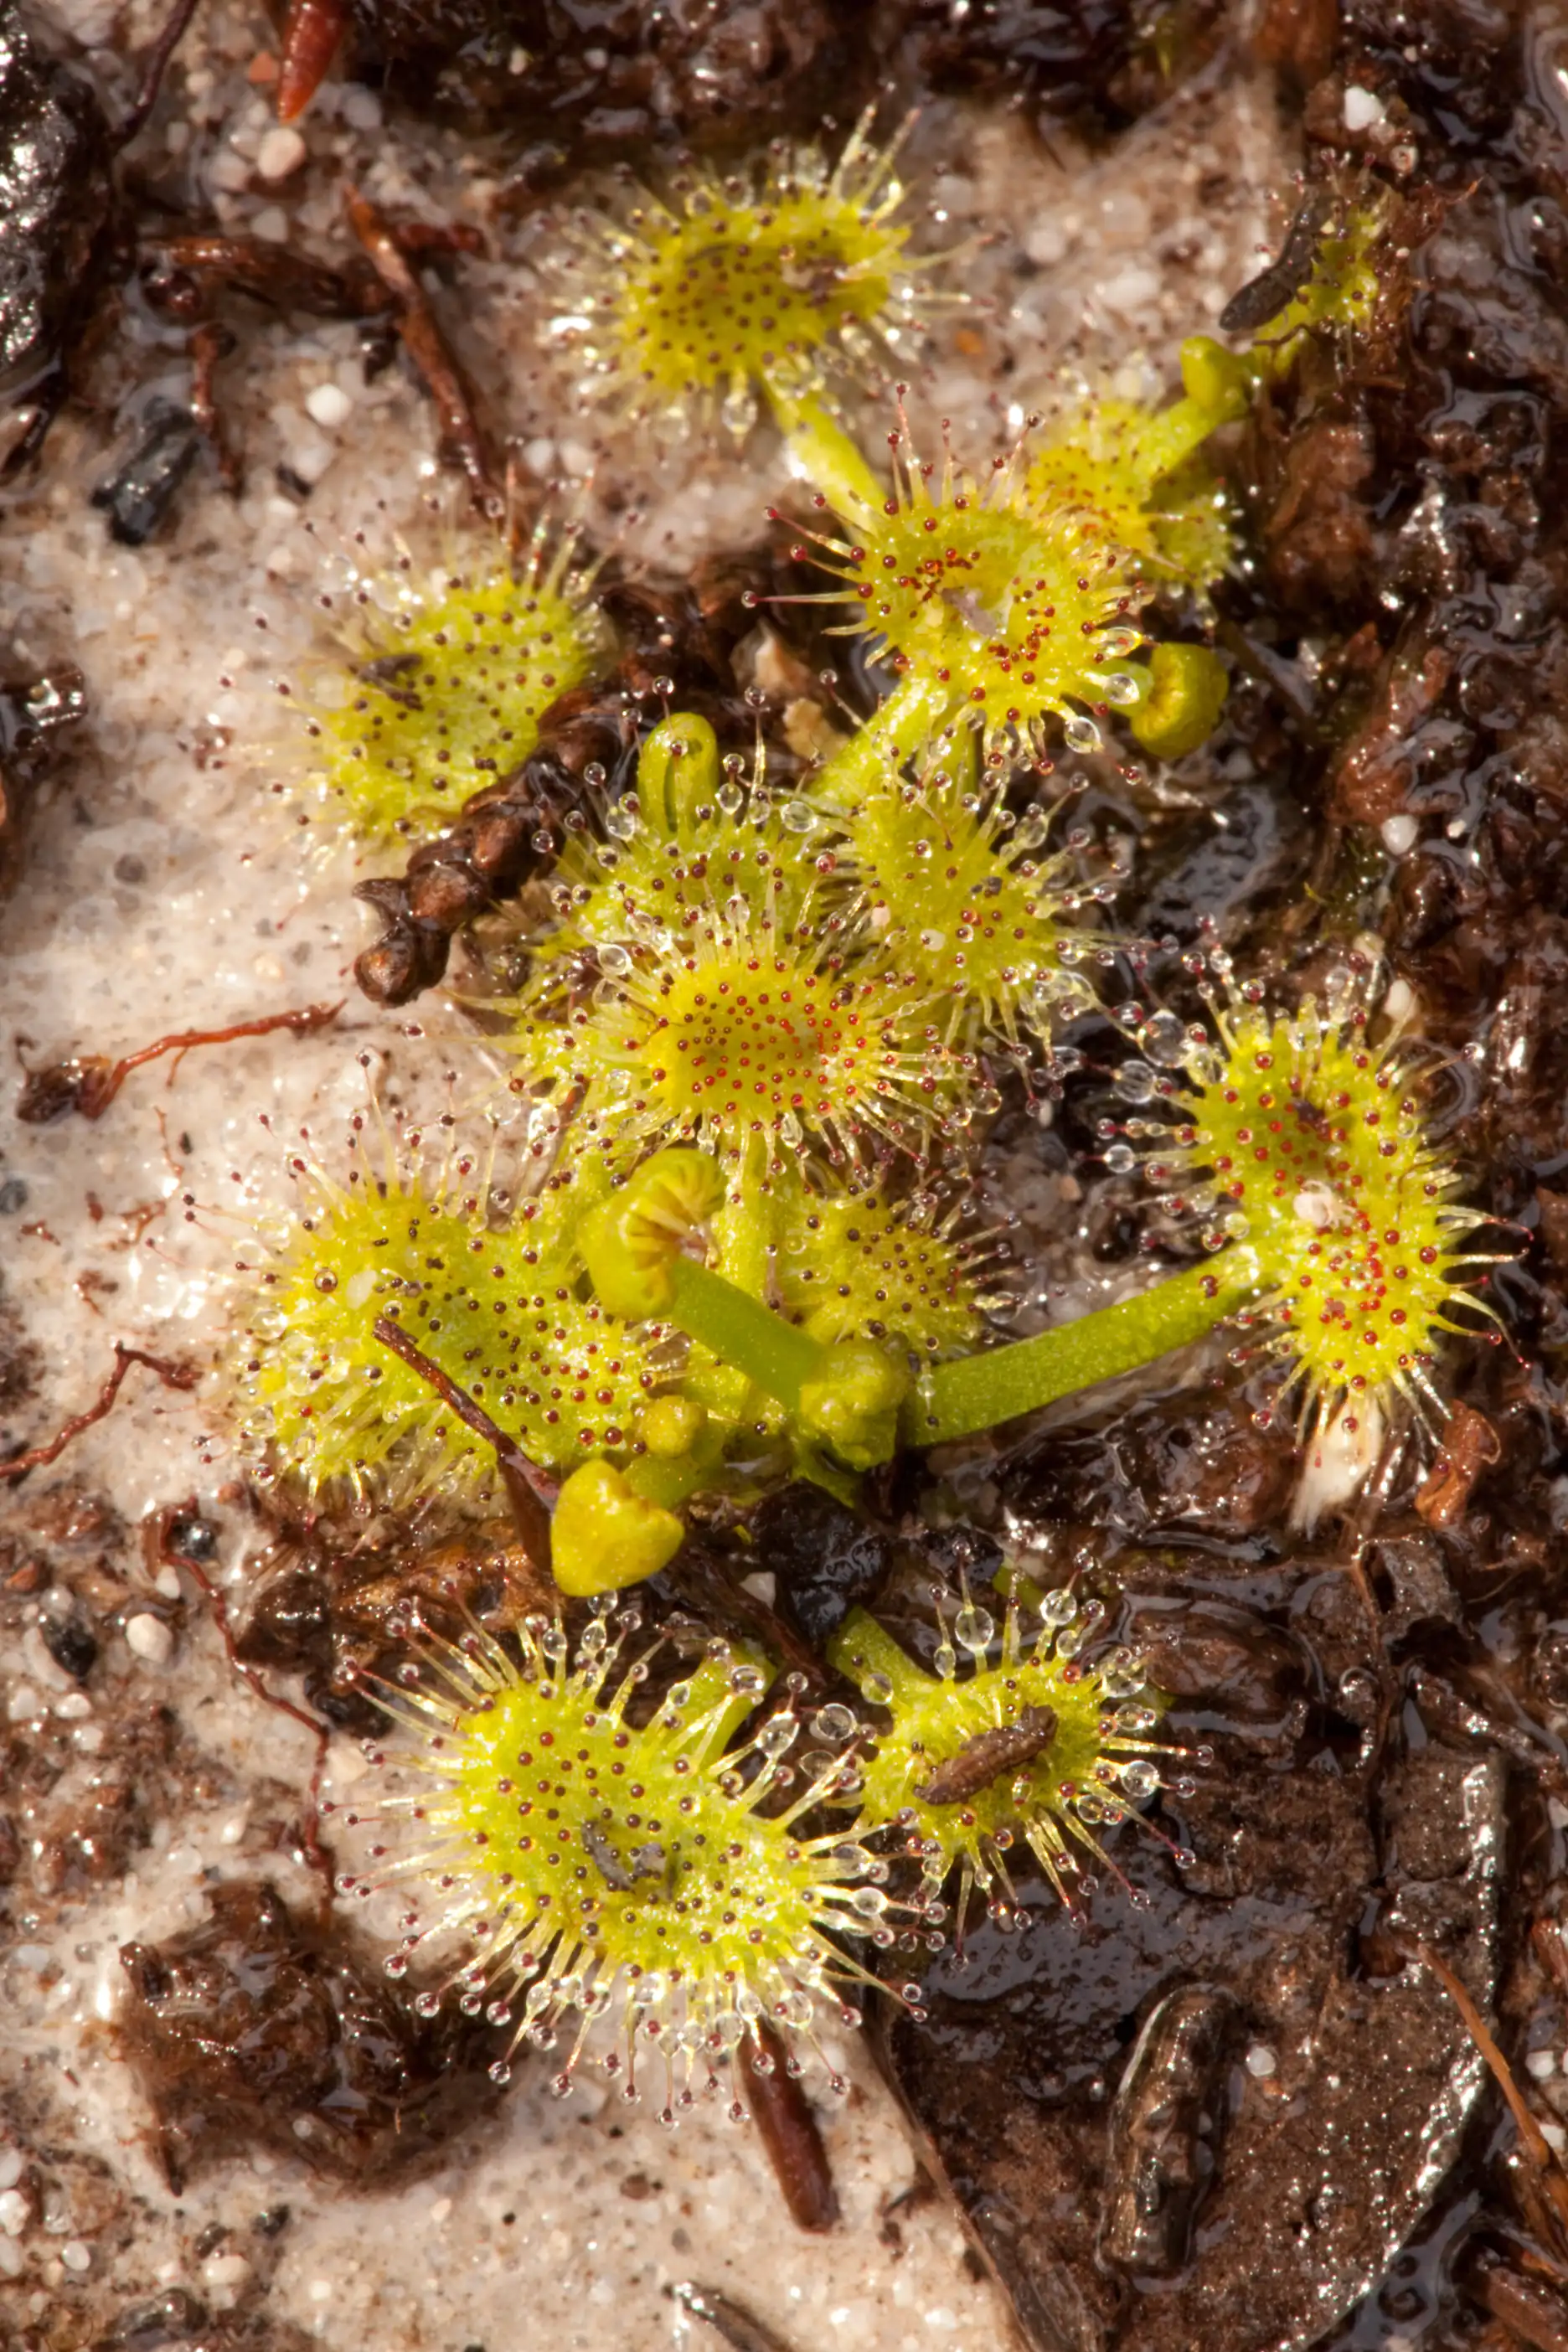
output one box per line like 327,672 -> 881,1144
1536,1920 -> 1568,2009
1470,2265 -> 1568,2352
112,0 -> 204,149
18,999 -> 343,1124
743,2020 -> 840,2232
189,320 -> 241,492
156,1500 -> 334,1890
668,2283 -> 801,2352
372,1314 -> 555,1571
0,1344 -> 196,1482
1406,1937 -> 1568,2241
345,188 -> 499,510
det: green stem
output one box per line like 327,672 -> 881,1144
622,1442 -> 718,1514
905,1251 -> 1263,1446
668,1257 -> 821,1410
812,670 -> 955,812
1128,392 -> 1227,485
825,1607 -> 925,1706
771,392 -> 885,518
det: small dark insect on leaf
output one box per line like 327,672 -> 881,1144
581,1821 -> 636,1893
915,1704 -> 1059,1807
1219,191 -> 1333,336
358,652 -> 425,712
358,652 -> 421,688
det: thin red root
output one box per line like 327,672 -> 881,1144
0,1344 -> 197,1483
18,998 -> 343,1124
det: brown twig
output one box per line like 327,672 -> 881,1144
152,1498 -> 334,1889
345,187 -> 498,508
17,998 -> 343,1123
1468,2262 -> 1568,2352
0,1344 -> 196,1482
1405,1937 -> 1568,2241
668,2283 -> 801,2352
743,2021 -> 841,2232
113,0 -> 204,149
189,321 -> 241,492
372,1314 -> 555,1568
1536,1920 -> 1568,2009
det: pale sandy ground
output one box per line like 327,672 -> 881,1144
0,8 -> 1292,2341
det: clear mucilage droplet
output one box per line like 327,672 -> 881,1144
1113,1059 -> 1156,1103
1140,1010 -> 1189,1068
954,1603 -> 993,1658
812,1703 -> 857,1745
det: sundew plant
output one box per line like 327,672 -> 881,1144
236,126 -> 1496,1563
229,121 -> 1500,2067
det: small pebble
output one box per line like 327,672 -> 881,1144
1380,812 -> 1418,856
1526,2047 -> 1559,2080
256,125 -> 307,181
1544,2122 -> 1567,2154
0,2151 -> 21,2190
61,2240 -> 92,2275
252,206 -> 291,245
207,150 -> 250,195
0,2190 -> 28,2236
203,2251 -> 253,2287
1245,2044 -> 1278,2078
124,1613 -> 174,1666
1099,265 -> 1162,316
1344,85 -> 1387,132
305,383 -> 353,431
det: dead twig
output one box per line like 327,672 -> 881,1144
1404,1937 -> 1568,2244
668,2282 -> 801,2352
113,0 -> 204,150
372,1314 -> 555,1569
151,1498 -> 334,1890
345,187 -> 498,509
189,321 -> 241,492
743,2020 -> 840,2233
1468,2262 -> 1568,2352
